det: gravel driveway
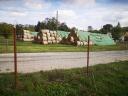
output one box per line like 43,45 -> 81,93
0,50 -> 128,73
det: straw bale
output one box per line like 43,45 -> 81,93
77,41 -> 81,46
80,41 -> 83,46
42,41 -> 48,45
48,40 -> 52,44
47,32 -> 50,37
41,29 -> 49,33
42,36 -> 47,41
47,36 -> 52,40
51,37 -> 55,40
83,41 -> 87,46
52,40 -> 56,43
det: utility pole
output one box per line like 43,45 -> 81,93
56,10 -> 58,32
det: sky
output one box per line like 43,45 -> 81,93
0,0 -> 128,30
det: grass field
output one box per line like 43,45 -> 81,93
0,61 -> 128,96
0,39 -> 128,53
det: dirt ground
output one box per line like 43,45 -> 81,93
0,50 -> 128,73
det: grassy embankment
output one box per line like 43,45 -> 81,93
0,61 -> 128,96
0,39 -> 128,53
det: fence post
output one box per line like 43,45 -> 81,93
13,26 -> 18,89
87,36 -> 90,75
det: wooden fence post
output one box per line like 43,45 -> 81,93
13,26 -> 18,89
87,36 -> 90,75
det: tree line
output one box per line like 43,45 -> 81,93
35,17 -> 73,32
0,17 -> 128,41
88,22 -> 128,41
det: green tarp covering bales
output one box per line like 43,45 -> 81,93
31,32 -> 38,36
76,30 -> 115,45
57,31 -> 70,38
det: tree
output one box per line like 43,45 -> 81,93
35,17 -> 71,32
112,22 -> 122,41
16,24 -> 24,40
0,23 -> 13,39
100,24 -> 113,34
0,23 -> 13,52
58,23 -> 70,31
70,27 -> 77,32
46,17 -> 57,30
35,21 -> 42,32
24,24 -> 35,31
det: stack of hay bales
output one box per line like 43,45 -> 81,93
76,41 -> 92,46
41,29 -> 49,44
23,30 -> 33,41
37,29 -> 62,45
67,31 -> 94,46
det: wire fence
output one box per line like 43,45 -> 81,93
0,33 -> 128,95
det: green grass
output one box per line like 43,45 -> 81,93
0,40 -> 128,53
0,61 -> 128,96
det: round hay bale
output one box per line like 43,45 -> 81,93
42,33 -> 47,37
47,36 -> 52,40
77,41 -> 81,46
70,36 -> 74,42
42,36 -> 47,41
48,40 -> 52,44
42,41 -> 48,45
56,40 -> 60,43
51,37 -> 55,40
80,41 -> 83,46
58,37 -> 62,41
52,40 -> 56,43
47,32 -> 50,37
41,29 -> 49,33
83,41 -> 87,46
50,33 -> 55,37
89,41 -> 93,45
50,31 -> 54,34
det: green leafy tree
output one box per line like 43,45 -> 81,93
24,24 -> 35,31
0,23 -> 13,52
35,21 -> 42,32
112,22 -> 122,41
0,23 -> 13,39
100,24 -> 113,34
16,24 -> 24,40
46,17 -> 57,30
35,17 -> 70,32
58,23 -> 70,31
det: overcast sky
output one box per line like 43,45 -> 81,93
0,0 -> 128,30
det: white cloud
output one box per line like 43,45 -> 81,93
58,10 -> 76,18
25,0 -> 43,9
24,0 -> 51,9
10,11 -> 27,17
65,0 -> 95,5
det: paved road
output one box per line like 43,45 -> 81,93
0,50 -> 128,73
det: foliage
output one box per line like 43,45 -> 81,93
16,24 -> 24,39
0,23 -> 13,39
112,22 -> 122,40
100,24 -> 113,34
58,23 -> 70,32
23,24 -> 35,31
99,22 -> 123,41
35,17 -> 70,32
0,61 -> 128,96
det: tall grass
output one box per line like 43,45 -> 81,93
0,61 -> 128,96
